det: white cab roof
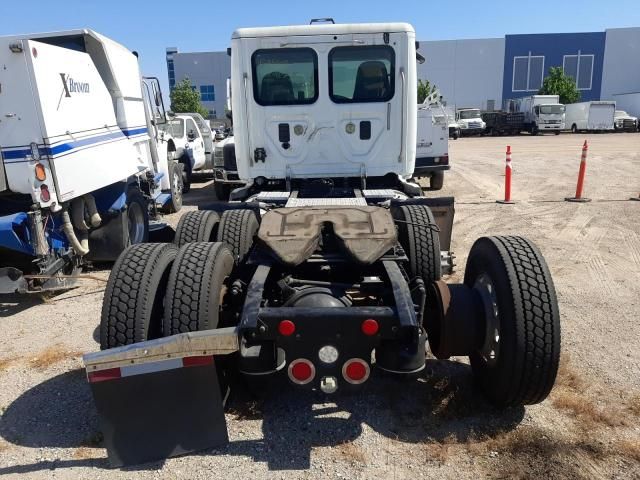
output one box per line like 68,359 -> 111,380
232,22 -> 414,39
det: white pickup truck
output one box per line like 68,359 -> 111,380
160,113 -> 214,192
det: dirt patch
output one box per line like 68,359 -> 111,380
616,439 -> 640,462
29,344 -> 83,370
626,394 -> 640,417
336,441 -> 367,464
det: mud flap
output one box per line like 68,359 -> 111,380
89,356 -> 228,467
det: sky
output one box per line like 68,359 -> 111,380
1,0 -> 638,98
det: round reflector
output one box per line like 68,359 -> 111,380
278,319 -> 295,336
288,359 -> 315,385
34,163 -> 46,181
342,358 -> 370,384
40,185 -> 51,202
361,318 -> 379,336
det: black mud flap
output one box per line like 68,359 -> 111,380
88,356 -> 229,467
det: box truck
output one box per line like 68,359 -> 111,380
564,101 -> 616,133
508,95 -> 565,135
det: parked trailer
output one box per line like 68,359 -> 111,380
481,111 -> 525,136
565,101 -> 616,133
84,20 -> 561,467
0,30 -> 182,293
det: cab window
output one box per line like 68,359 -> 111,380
161,118 -> 184,138
329,46 -> 395,103
185,118 -> 200,139
252,48 -> 318,106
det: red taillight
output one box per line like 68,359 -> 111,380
182,355 -> 214,368
40,184 -> 51,202
288,358 -> 315,385
87,367 -> 121,383
342,358 -> 370,384
441,154 -> 449,165
361,318 -> 379,336
278,319 -> 296,336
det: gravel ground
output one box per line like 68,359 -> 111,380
1,133 -> 639,479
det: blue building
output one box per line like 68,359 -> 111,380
502,32 -> 606,104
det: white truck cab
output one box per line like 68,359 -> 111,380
455,108 -> 485,136
230,21 -> 417,191
160,112 -> 213,191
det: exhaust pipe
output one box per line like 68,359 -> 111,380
62,207 -> 89,257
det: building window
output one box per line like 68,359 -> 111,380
512,54 -> 544,92
167,59 -> 175,89
199,85 -> 215,102
563,53 -> 594,90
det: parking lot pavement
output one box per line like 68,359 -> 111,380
0,133 -> 639,479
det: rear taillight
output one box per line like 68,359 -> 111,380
40,184 -> 51,202
361,318 -> 379,336
34,163 -> 46,181
87,367 -> 121,383
342,358 -> 370,384
278,319 -> 296,336
441,154 -> 449,165
288,358 -> 315,385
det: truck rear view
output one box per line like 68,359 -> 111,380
0,30 -> 182,293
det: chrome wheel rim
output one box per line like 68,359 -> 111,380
474,273 -> 501,366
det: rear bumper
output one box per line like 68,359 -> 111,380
414,157 -> 450,176
213,168 -> 240,184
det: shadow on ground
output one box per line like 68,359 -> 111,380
0,358 -> 523,474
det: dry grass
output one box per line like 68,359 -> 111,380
555,355 -> 585,391
551,390 -> 625,428
29,344 -> 83,370
626,394 -> 640,417
336,441 -> 366,464
0,356 -> 18,372
424,434 -> 457,464
616,439 -> 640,462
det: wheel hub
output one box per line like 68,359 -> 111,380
473,273 -> 501,366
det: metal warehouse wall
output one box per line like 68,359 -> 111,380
417,38 -> 505,110
503,32 -> 606,104
171,51 -> 231,120
601,27 -> 640,102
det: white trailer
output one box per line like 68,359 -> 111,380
0,30 -> 183,293
564,101 -> 616,133
509,95 -> 565,134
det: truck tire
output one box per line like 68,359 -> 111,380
214,182 -> 232,201
216,209 -> 259,263
180,155 -> 192,194
393,205 -> 441,282
464,236 -> 560,407
100,243 -> 178,349
174,210 -> 220,247
430,171 -> 444,190
163,242 -> 234,335
571,124 -> 578,134
126,188 -> 150,245
164,161 -> 184,214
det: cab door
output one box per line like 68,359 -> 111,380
185,117 -> 206,169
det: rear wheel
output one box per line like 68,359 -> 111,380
164,161 -> 184,214
214,182 -> 232,201
430,171 -> 444,190
180,155 -> 192,194
163,242 -> 234,335
216,209 -> 259,263
100,243 -> 178,349
174,210 -> 219,247
571,124 -> 578,134
126,189 -> 149,245
393,205 -> 441,282
464,236 -> 560,407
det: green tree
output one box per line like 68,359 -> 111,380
538,67 -> 580,104
170,78 -> 210,118
417,79 -> 437,103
